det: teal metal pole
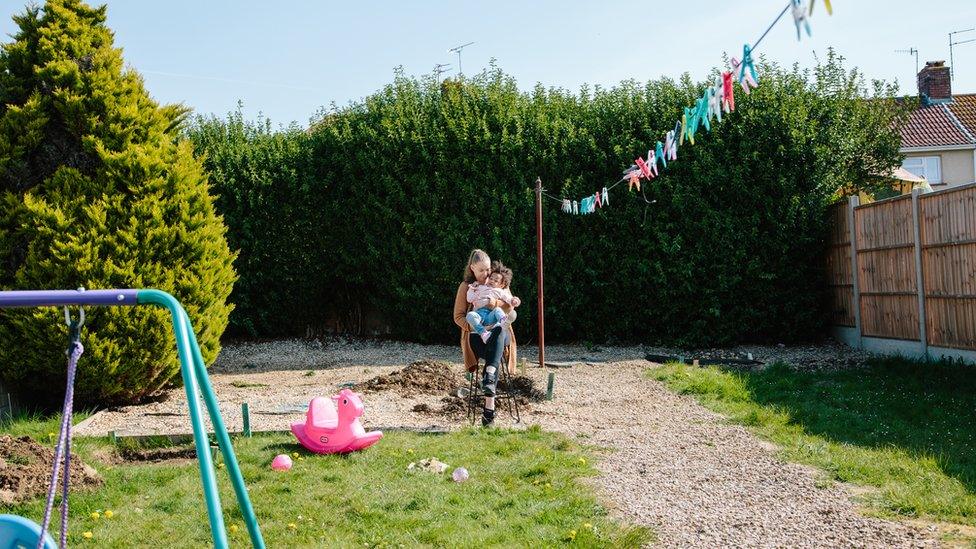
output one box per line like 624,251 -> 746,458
242,403 -> 251,438
137,290 -> 229,549
181,308 -> 265,549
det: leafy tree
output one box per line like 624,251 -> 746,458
0,0 -> 237,406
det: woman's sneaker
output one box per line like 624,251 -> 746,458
481,407 -> 495,427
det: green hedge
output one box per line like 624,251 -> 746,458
190,53 -> 906,346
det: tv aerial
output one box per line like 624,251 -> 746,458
448,42 -> 475,77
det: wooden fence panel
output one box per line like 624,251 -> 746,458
920,186 -> 976,350
855,196 -> 919,340
825,202 -> 855,326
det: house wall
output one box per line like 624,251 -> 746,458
902,148 -> 976,187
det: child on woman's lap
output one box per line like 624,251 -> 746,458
465,264 -> 520,343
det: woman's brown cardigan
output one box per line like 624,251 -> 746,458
453,281 -> 517,374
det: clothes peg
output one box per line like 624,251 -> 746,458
602,187 -> 609,206
708,82 -> 723,124
594,190 -> 602,208
572,200 -> 579,215
696,95 -> 711,132
732,44 -> 758,95
679,112 -> 687,146
635,155 -> 654,179
791,0 -> 812,41
664,130 -> 677,162
628,172 -> 641,192
682,106 -> 699,145
655,141 -> 666,169
721,71 -> 736,112
561,199 -> 572,213
808,0 -> 831,16
647,149 -> 658,176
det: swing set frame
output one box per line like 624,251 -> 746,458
0,289 -> 264,549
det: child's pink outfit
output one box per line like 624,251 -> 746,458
465,283 -> 519,343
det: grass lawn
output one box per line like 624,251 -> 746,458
651,356 -> 976,539
1,415 -> 651,548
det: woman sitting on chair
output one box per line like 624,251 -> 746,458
453,249 -> 518,426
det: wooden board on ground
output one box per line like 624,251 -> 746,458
644,354 -> 764,367
93,425 -> 451,446
543,361 -> 578,368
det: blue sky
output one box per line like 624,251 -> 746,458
2,1 -> 975,126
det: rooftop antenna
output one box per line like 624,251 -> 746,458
448,41 -> 475,77
434,63 -> 452,79
895,47 -> 919,76
949,28 -> 975,81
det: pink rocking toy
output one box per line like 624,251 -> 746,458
291,389 -> 383,454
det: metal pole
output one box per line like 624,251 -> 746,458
242,403 -> 251,438
535,177 -> 545,369
951,33 -> 955,80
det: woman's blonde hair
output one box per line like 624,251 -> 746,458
463,249 -> 490,283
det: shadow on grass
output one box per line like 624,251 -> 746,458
737,356 -> 976,492
652,355 -> 976,525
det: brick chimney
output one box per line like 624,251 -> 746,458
918,61 -> 951,105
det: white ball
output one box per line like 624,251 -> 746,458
452,467 -> 469,483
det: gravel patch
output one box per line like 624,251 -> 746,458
74,338 -> 936,547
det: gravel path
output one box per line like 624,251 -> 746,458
75,339 -> 938,547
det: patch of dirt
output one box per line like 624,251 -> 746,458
0,435 -> 103,505
117,446 -> 198,463
355,360 -> 460,397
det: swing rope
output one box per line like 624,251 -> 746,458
37,309 -> 84,549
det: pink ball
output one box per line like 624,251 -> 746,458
271,454 -> 293,471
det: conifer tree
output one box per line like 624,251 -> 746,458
0,0 -> 237,406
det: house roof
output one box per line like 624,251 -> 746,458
946,94 -> 976,141
891,167 -> 926,182
899,98 -> 975,149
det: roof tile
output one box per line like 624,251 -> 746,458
946,93 -> 976,141
899,102 -> 972,148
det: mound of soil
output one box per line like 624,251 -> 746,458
413,396 -> 469,417
0,435 -> 102,505
356,360 -> 461,397
500,375 -> 546,402
411,375 -> 545,418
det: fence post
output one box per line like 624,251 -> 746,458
242,402 -> 251,438
847,195 -> 863,348
911,188 -> 929,358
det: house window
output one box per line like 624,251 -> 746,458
902,156 -> 942,184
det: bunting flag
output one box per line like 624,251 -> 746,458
543,0 -> 831,216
